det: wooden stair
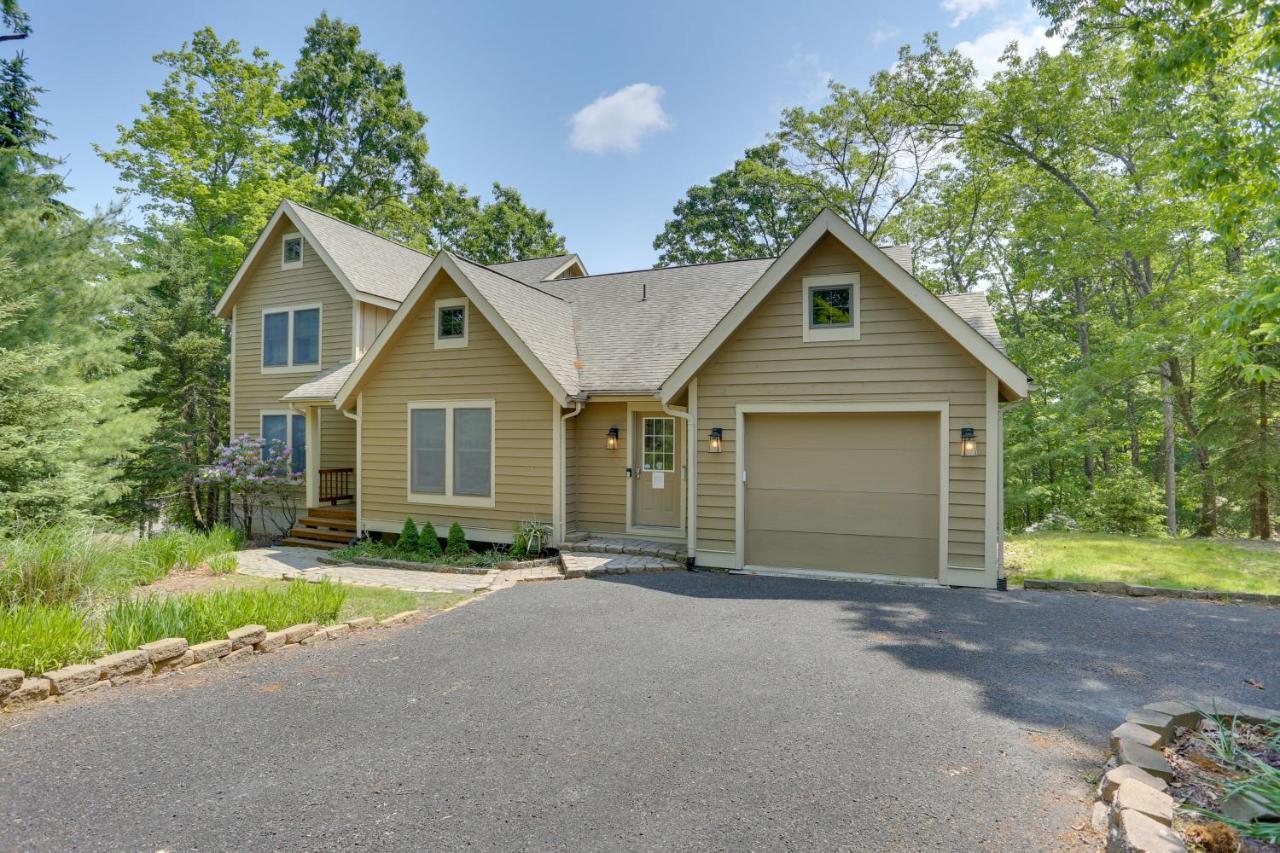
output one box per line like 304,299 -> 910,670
284,507 -> 357,551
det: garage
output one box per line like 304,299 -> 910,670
742,410 -> 942,579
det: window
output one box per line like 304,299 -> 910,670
408,401 -> 495,506
261,412 -> 306,475
434,297 -> 468,349
642,417 -> 675,472
282,234 -> 303,269
802,273 -> 861,343
261,305 -> 321,371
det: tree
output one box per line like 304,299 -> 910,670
197,435 -> 300,541
410,177 -> 566,263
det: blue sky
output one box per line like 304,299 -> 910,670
23,0 -> 1059,272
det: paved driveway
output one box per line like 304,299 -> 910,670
2,573 -> 1277,851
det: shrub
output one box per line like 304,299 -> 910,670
396,518 -> 420,556
0,603 -> 98,673
510,530 -> 528,560
198,435 -> 301,540
417,521 -> 442,559
1081,468 -> 1165,535
445,523 -> 469,559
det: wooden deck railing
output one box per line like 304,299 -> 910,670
318,467 -> 354,505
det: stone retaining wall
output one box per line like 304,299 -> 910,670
0,609 -> 424,712
1023,578 -> 1278,606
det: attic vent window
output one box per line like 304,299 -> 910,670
282,234 -> 303,269
434,298 -> 468,350
801,273 -> 861,343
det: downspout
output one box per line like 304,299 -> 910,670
341,401 -> 362,539
558,398 -> 584,545
661,396 -> 694,567
994,384 -> 1032,590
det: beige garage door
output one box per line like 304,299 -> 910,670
744,412 -> 940,578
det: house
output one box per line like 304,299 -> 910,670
214,200 -> 1028,588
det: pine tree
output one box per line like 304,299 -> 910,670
445,523 -> 468,559
417,520 -> 442,559
396,518 -> 419,556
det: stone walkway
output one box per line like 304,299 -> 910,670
557,536 -> 686,561
235,546 -> 556,594
560,551 -> 684,577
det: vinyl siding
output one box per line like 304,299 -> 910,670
229,213 -> 354,474
357,302 -> 395,356
566,401 -> 629,534
693,234 -> 989,570
357,273 -> 554,539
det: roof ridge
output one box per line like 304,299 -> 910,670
450,252 -> 568,303
488,253 -> 572,266
575,255 -> 776,281
286,199 -> 434,260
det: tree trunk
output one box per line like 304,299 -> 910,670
1161,369 -> 1177,536
1125,384 -> 1141,468
1165,357 -> 1216,536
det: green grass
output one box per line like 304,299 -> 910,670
1005,532 -> 1280,594
0,603 -> 99,674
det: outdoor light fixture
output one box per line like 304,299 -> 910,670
960,426 -> 978,457
709,427 -> 723,453
606,427 -> 619,450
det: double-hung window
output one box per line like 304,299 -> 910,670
262,305 -> 321,371
801,273 -> 861,343
408,401 -> 494,507
261,411 -> 306,475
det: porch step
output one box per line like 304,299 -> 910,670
281,536 -> 345,551
560,551 -> 685,578
287,527 -> 353,544
554,537 -> 686,563
307,506 -> 356,520
296,514 -> 357,534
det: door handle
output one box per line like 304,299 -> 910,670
626,467 -> 634,479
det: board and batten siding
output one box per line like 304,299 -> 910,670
692,234 -> 992,577
566,401 -> 629,534
356,302 -> 395,357
230,213 -> 354,473
356,274 -> 554,541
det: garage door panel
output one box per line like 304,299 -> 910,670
744,411 -> 940,579
746,488 -> 937,539
748,449 -> 937,494
745,529 -> 938,577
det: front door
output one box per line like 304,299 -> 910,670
632,413 -> 681,528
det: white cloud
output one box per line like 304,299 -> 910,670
568,83 -> 672,154
786,51 -> 834,104
942,0 -> 1001,26
955,18 -> 1065,79
870,24 -> 901,46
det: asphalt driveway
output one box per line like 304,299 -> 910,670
2,573 -> 1277,851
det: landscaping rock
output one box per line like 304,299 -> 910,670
321,623 -> 351,639
1180,589 -> 1217,600
1142,700 -> 1201,729
1127,585 -> 1156,597
379,610 -> 421,626
1220,788 -> 1280,823
189,639 -> 231,664
1091,801 -> 1110,832
221,646 -> 254,664
155,650 -> 194,672
1235,703 -> 1279,725
95,650 -> 150,684
283,622 -> 317,643
1023,578 -> 1049,589
254,630 -> 287,654
1114,739 -> 1174,780
1107,809 -> 1185,853
346,617 -> 375,631
140,637 -> 188,664
0,668 -> 24,699
1098,581 -> 1128,594
1113,780 -> 1174,826
44,664 -> 102,696
3,677 -> 50,708
1125,709 -> 1175,735
1101,765 -> 1167,802
227,624 -> 266,650
1111,721 -> 1165,751
1073,582 -> 1099,592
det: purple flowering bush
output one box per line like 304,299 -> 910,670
198,435 -> 301,541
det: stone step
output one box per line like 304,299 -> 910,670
557,539 -> 686,562
560,551 -> 685,579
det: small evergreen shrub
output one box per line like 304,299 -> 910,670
445,522 -> 469,559
417,520 -> 443,559
1081,468 -> 1165,535
396,518 -> 420,556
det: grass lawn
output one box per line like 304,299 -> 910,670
201,574 -> 472,621
1005,532 -> 1280,595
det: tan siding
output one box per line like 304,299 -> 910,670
566,402 -> 629,534
357,302 -> 395,356
694,234 -> 989,569
358,274 -> 553,539
229,213 -> 354,491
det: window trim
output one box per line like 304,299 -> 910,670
260,303 -> 323,374
801,273 -> 861,343
434,297 -> 468,350
282,232 -> 304,270
406,400 -> 496,508
260,410 -> 306,477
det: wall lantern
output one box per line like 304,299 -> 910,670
960,426 -> 978,457
605,427 -> 619,450
709,427 -> 724,453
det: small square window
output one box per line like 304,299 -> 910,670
810,286 -> 852,327
283,235 -> 303,267
435,300 -> 468,349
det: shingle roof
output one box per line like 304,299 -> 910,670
289,204 -> 433,303
282,361 -> 357,401
939,293 -> 1004,352
539,259 -> 775,393
487,255 -> 582,284
450,256 -> 582,396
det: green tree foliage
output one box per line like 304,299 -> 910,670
417,520 -> 442,559
395,518 -> 420,556
1081,468 -> 1165,535
445,522 -> 468,559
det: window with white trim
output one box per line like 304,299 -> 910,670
262,305 -> 320,370
434,297 -> 468,349
261,412 -> 306,475
282,233 -> 304,269
408,401 -> 494,505
641,417 -> 675,472
802,273 -> 861,343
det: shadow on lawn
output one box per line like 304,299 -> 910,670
596,570 -> 1280,740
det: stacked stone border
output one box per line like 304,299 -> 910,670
1023,578 -> 1279,606
317,554 -> 559,576
0,608 -> 426,713
1092,697 -> 1279,852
